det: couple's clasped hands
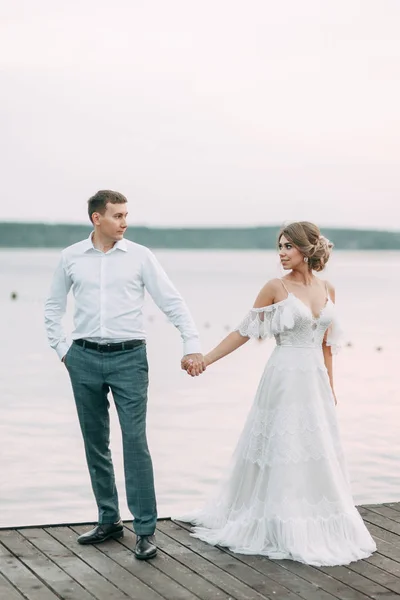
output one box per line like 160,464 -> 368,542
181,353 -> 209,377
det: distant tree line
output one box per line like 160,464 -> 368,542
0,222 -> 399,249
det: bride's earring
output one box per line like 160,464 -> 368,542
304,256 -> 309,263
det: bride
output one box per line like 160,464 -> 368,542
179,221 -> 376,567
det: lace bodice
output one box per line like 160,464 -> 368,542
235,291 -> 342,353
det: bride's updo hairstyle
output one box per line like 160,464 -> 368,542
278,221 -> 334,272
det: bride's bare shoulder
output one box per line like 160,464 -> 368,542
253,278 -> 285,309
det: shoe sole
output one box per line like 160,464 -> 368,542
78,530 -> 124,545
134,549 -> 157,560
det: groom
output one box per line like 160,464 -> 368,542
44,190 -> 205,560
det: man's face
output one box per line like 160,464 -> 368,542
93,202 -> 128,241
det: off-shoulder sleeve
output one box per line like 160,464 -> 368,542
234,302 -> 294,339
325,313 -> 344,355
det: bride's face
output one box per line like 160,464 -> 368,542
278,235 -> 304,270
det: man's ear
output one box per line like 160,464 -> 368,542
92,212 -> 101,226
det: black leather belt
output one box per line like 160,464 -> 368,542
74,339 -> 145,352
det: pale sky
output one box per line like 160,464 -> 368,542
1,0 -> 399,229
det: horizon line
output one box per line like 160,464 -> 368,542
0,221 -> 399,234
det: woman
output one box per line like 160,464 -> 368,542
180,221 -> 376,566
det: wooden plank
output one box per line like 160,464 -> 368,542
1,528 -> 95,600
346,557 -> 400,595
113,524 -> 230,600
358,508 -> 400,541
0,539 -> 59,600
42,525 -> 163,600
366,552 -> 400,579
159,519 -> 303,600
317,563 -> 400,600
362,509 -> 400,549
72,524 -> 200,600
0,572 -> 26,600
175,520 -> 339,600
221,553 -> 339,600
271,559 -> 372,600
360,523 -> 400,564
362,520 -> 400,548
17,526 -> 130,600
364,505 -> 400,524
385,503 -> 400,515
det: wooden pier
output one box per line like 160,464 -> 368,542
2,503 -> 400,600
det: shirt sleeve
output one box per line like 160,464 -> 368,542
141,249 -> 202,355
44,254 -> 73,360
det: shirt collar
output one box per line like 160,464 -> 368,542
83,232 -> 128,253
115,238 -> 128,252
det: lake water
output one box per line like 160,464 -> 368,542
1,249 -> 399,528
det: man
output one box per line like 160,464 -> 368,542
44,190 -> 205,560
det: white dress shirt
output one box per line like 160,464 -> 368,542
44,234 -> 201,360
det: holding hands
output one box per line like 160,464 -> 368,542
181,330 -> 245,377
181,353 -> 208,377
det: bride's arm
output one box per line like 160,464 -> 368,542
204,331 -> 249,367
323,282 -> 337,404
322,342 -> 335,394
202,280 -> 278,368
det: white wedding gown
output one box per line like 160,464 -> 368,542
177,283 -> 376,566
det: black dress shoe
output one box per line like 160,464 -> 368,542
134,535 -> 157,560
77,520 -> 124,545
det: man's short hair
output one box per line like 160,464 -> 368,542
88,190 -> 128,223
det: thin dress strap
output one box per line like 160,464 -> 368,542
325,281 -> 330,300
280,278 -> 290,297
